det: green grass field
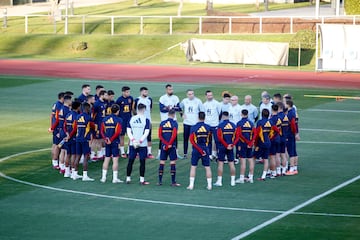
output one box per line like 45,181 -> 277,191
0,75 -> 360,240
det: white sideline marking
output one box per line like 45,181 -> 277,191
0,148 -> 50,163
307,109 -> 360,113
301,128 -> 360,134
231,174 -> 360,240
298,141 -> 360,145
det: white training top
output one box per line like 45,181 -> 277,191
159,94 -> 180,121
259,102 -> 273,120
127,114 -> 150,148
241,103 -> 258,124
180,97 -> 204,126
134,96 -> 152,121
220,102 -> 231,113
228,104 -> 242,124
203,99 -> 221,127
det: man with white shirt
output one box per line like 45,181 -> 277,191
203,90 -> 221,160
259,94 -> 273,120
228,95 -> 242,125
241,95 -> 258,124
134,87 -> 154,159
220,92 -> 231,115
180,89 -> 204,159
158,84 -> 181,158
126,103 -> 151,185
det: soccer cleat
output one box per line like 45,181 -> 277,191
293,170 -> 299,175
257,177 -> 266,181
64,172 -> 71,178
285,170 -> 297,176
157,182 -> 163,186
270,175 -> 276,179
59,169 -> 65,174
181,154 -> 187,159
140,181 -> 150,185
82,176 -> 95,181
245,178 -> 254,183
121,153 -> 128,158
171,182 -> 181,187
206,185 -> 212,191
235,178 -> 244,184
213,182 -> 222,187
147,154 -> 155,159
230,181 -> 236,186
71,174 -> 82,180
100,178 -> 106,183
186,185 -> 194,190
53,165 -> 60,170
112,179 -> 124,184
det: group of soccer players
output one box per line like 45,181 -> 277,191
49,83 -> 300,190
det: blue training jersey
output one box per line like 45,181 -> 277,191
101,114 -> 123,144
76,112 -> 93,142
116,95 -> 133,121
158,118 -> 178,148
236,117 -> 254,145
217,119 -> 236,148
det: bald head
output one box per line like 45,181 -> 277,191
244,95 -> 252,105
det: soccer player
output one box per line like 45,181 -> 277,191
285,100 -> 300,175
73,102 -> 95,181
269,104 -> 281,178
277,102 -> 289,175
157,109 -> 180,186
126,103 -> 151,185
220,92 -> 231,115
214,112 -> 238,187
158,84 -> 181,158
259,93 -> 273,120
235,109 -> 255,184
63,101 -> 81,178
57,95 -> 72,174
94,85 -> 105,102
241,95 -> 258,124
49,92 -> 65,169
116,86 -> 134,158
228,95 -> 242,125
273,93 -> 282,104
203,90 -> 221,160
92,90 -> 108,160
78,84 -> 91,103
100,104 -> 123,183
253,109 -> 273,181
106,90 -> 116,115
180,89 -> 204,159
187,112 -> 212,190
134,87 -> 154,159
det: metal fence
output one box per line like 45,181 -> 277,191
2,13 -> 360,35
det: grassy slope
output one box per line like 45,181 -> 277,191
0,0 -> 316,70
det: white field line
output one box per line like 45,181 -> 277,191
298,141 -> 360,145
301,128 -> 360,134
231,174 -> 360,240
306,109 -> 360,113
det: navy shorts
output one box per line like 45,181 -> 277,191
65,139 -> 76,155
105,142 -> 120,158
269,141 -> 280,156
217,147 -> 234,162
76,141 -> 90,156
159,146 -> 177,161
121,118 -> 130,136
253,146 -> 270,160
236,143 -> 253,159
128,146 -> 147,160
279,141 -> 286,154
191,148 -> 210,167
286,136 -> 297,157
53,130 -> 61,145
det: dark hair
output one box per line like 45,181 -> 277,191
58,92 -> 65,99
272,104 -> 279,112
241,109 -> 248,116
86,94 -> 94,100
187,89 -> 194,93
111,104 -> 120,113
273,93 -> 282,99
64,91 -> 74,96
222,111 -> 229,117
223,93 -> 231,98
261,109 -> 270,119
122,86 -> 130,92
107,90 -> 115,96
72,101 -> 81,110
168,109 -> 176,115
99,90 -> 107,96
276,102 -> 284,110
198,111 -> 206,120
140,87 -> 148,92
137,103 -> 146,111
96,85 -> 104,90
82,102 -> 91,112
165,84 -> 172,88
82,84 -> 90,89
205,90 -> 212,95
64,95 -> 72,101
286,100 -> 294,107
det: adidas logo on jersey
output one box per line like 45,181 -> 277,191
197,126 -> 207,133
283,116 -> 289,122
133,118 -> 142,124
224,123 -> 233,129
265,121 -> 272,127
78,116 -> 85,123
163,121 -> 172,128
66,115 -> 73,121
243,121 -> 251,128
105,117 -> 114,124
